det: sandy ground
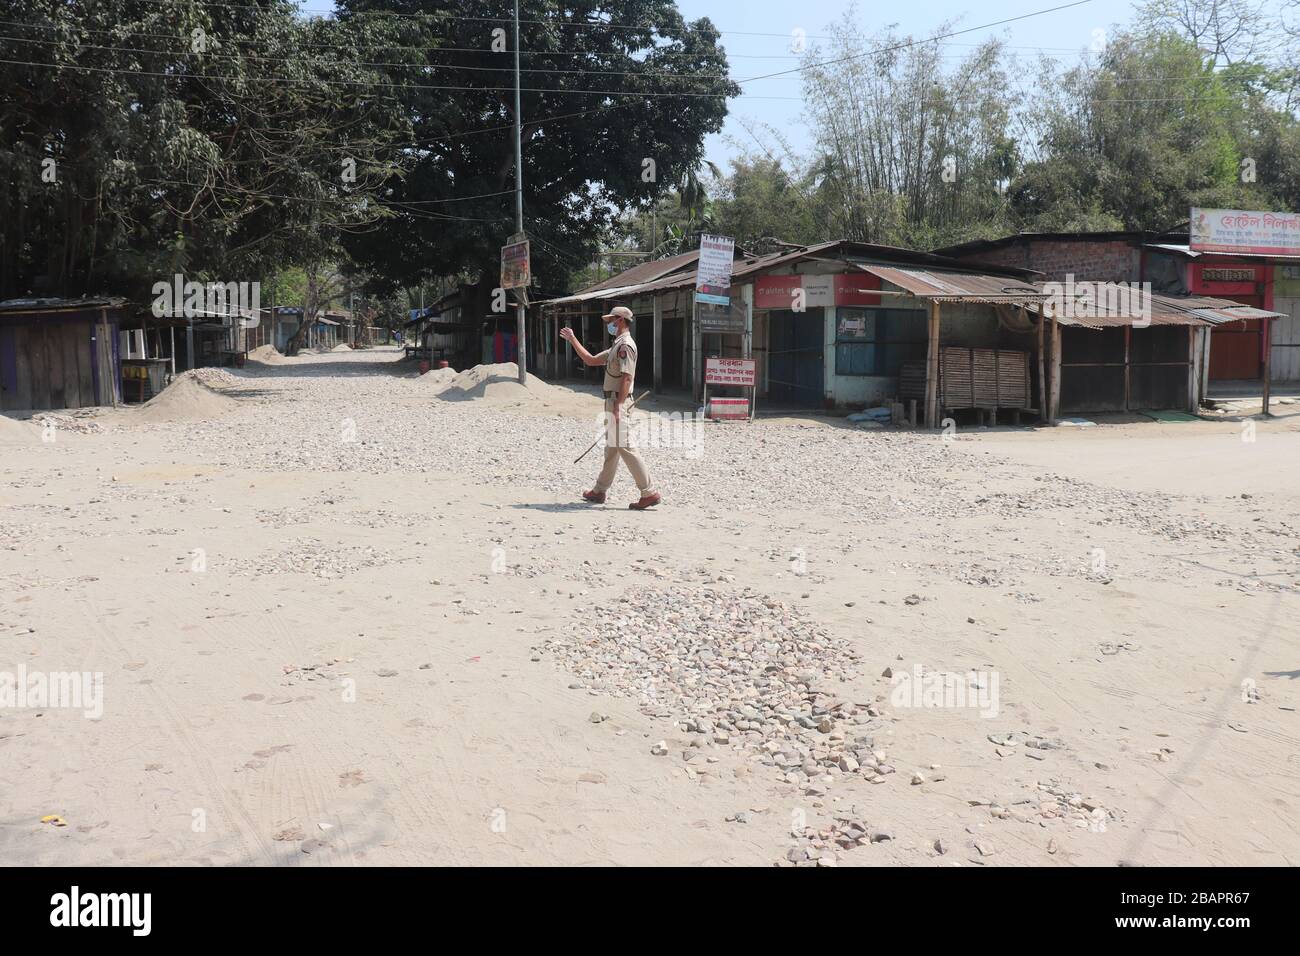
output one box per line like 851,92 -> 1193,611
1,346 -> 1298,867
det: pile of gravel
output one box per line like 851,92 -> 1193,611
540,585 -> 885,785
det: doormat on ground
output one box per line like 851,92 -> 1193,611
1140,409 -> 1200,423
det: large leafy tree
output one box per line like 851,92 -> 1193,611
1010,32 -> 1260,231
336,0 -> 738,299
0,0 -> 413,301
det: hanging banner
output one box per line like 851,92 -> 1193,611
1190,207 -> 1300,256
695,234 -> 735,306
500,236 -> 531,289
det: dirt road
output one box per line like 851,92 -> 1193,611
2,347 -> 1297,866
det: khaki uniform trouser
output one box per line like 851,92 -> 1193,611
594,394 -> 655,496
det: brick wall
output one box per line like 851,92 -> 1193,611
951,239 -> 1143,283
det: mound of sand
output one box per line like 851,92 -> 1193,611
133,370 -> 239,423
330,343 -> 352,353
247,345 -> 288,365
0,414 -> 37,443
412,366 -> 459,389
436,363 -> 560,405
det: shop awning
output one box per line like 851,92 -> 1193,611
851,265 -> 1047,303
1144,242 -> 1300,261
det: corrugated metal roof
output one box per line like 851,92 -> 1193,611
933,231 -> 1155,258
580,250 -> 702,293
0,297 -> 126,314
542,240 -> 1037,307
855,265 -> 1046,302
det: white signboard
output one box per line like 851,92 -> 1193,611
705,357 -> 757,387
1190,207 -> 1300,256
801,275 -> 834,308
695,234 -> 735,305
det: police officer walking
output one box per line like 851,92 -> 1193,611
559,306 -> 661,510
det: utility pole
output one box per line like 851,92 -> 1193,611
513,0 -> 527,384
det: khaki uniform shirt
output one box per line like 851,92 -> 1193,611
597,331 -> 637,395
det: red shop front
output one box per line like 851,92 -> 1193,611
1189,261 -> 1274,381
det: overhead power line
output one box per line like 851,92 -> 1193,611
0,56 -> 749,97
0,31 -> 737,80
133,0 -> 839,38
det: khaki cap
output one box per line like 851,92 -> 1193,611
602,305 -> 634,323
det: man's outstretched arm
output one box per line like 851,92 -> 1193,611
559,326 -> 606,366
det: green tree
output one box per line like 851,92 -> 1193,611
336,0 -> 737,300
0,1 -> 412,300
1010,32 -> 1260,231
798,14 -> 1019,249
711,154 -> 821,250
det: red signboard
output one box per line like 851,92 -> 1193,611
755,275 -> 802,309
835,272 -> 881,306
705,357 -> 757,387
1190,263 -> 1263,297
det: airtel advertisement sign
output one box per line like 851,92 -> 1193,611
754,273 -> 881,309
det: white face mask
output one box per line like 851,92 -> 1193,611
607,322 -> 619,336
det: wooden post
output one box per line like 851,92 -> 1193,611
1201,326 -> 1212,400
1187,325 -> 1197,413
742,283 -> 754,417
691,300 -> 702,403
1262,316 -> 1274,416
1036,305 -> 1047,422
653,294 -> 663,393
102,308 -> 118,408
1049,314 -> 1061,424
1123,324 -> 1132,412
925,300 -> 940,428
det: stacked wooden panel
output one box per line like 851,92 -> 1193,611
940,347 -> 974,409
971,348 -> 1029,408
939,347 -> 1030,411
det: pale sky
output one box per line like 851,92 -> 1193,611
673,0 -> 1139,170
297,0 -> 1145,170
